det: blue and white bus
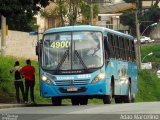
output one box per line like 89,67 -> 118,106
36,25 -> 137,105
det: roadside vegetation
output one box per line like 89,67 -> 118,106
136,70 -> 160,102
135,44 -> 160,102
0,56 -> 50,103
141,44 -> 160,70
0,44 -> 160,104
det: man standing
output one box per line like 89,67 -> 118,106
20,59 -> 36,104
10,61 -> 25,103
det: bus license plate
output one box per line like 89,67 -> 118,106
67,88 -> 78,92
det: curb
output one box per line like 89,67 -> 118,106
0,104 -> 28,109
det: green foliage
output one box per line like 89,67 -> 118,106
0,56 -> 50,103
80,2 -> 99,24
0,56 -> 16,101
40,0 -> 99,26
0,0 -> 50,32
120,12 -> 136,35
140,7 -> 160,35
7,13 -> 38,32
120,3 -> 160,36
141,44 -> 160,63
136,70 -> 160,102
144,7 -> 160,22
0,0 -> 50,17
135,44 -> 160,101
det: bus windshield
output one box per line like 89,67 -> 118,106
42,31 -> 103,71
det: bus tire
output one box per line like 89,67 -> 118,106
131,93 -> 135,103
79,97 -> 88,105
103,95 -> 112,104
71,98 -> 79,105
52,97 -> 62,106
115,96 -> 123,103
103,82 -> 113,104
124,85 -> 132,103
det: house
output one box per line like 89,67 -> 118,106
36,0 -> 159,39
36,2 -> 61,33
98,0 -> 160,39
98,1 -> 136,33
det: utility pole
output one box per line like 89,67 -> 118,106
135,0 -> 141,69
1,15 -> 6,56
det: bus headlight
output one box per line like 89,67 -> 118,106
41,75 -> 53,85
92,72 -> 105,84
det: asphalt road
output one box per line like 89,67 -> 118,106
0,102 -> 160,120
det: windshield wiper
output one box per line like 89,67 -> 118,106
55,49 -> 69,72
74,50 -> 88,70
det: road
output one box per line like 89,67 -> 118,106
0,102 -> 160,120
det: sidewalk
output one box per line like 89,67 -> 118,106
0,103 -> 28,109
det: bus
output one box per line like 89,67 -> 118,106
36,25 -> 137,105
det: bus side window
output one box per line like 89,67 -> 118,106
129,40 -> 132,61
104,36 -> 110,59
119,37 -> 124,60
131,40 -> 136,61
107,34 -> 115,58
125,39 -> 129,60
122,37 -> 126,60
114,35 -> 120,59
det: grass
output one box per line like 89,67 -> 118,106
136,70 -> 160,102
1,43 -> 160,104
0,56 -> 50,103
141,44 -> 160,64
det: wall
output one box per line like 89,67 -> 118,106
2,30 -> 38,60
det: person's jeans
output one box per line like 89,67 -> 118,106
14,81 -> 25,103
25,80 -> 35,102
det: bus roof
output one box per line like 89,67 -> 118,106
44,25 -> 134,39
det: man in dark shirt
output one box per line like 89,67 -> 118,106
20,59 -> 35,104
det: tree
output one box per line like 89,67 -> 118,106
6,11 -> 38,32
80,1 -> 99,24
120,11 -> 136,35
68,0 -> 82,26
0,0 -> 50,31
140,7 -> 160,35
120,1 -> 160,36
40,0 -> 99,26
40,0 -> 68,27
0,0 -> 50,17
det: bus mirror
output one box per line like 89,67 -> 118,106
39,39 -> 43,44
36,45 -> 39,55
36,39 -> 43,56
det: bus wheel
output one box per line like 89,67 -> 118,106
124,85 -> 132,103
71,98 -> 79,105
79,97 -> 88,105
131,94 -> 135,103
103,95 -> 112,104
115,96 -> 123,103
52,97 -> 62,106
103,85 -> 112,104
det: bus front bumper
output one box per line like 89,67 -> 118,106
40,81 -> 110,98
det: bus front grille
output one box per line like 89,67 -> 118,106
54,79 -> 90,86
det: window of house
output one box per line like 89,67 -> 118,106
48,17 -> 54,28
